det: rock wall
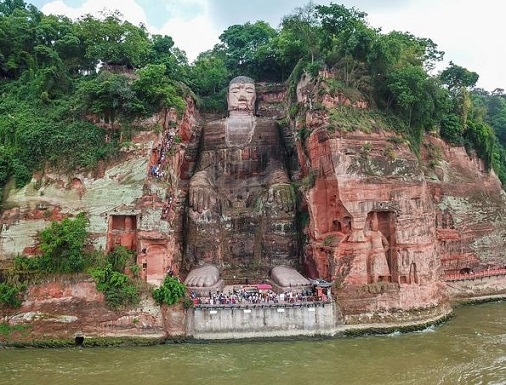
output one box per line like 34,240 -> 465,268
0,100 -> 198,285
4,277 -> 167,341
294,73 -> 506,320
425,136 -> 506,272
445,275 -> 506,300
1,71 -> 506,340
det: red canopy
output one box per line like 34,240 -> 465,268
256,283 -> 273,290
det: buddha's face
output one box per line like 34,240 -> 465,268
227,81 -> 256,114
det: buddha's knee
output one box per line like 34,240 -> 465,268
266,183 -> 295,213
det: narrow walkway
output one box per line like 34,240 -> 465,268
444,268 -> 506,281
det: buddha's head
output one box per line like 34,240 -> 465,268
227,76 -> 256,115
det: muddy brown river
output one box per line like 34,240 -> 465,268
1,301 -> 505,385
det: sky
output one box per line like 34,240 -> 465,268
28,0 -> 505,92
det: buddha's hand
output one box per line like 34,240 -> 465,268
189,171 -> 216,213
267,183 -> 295,212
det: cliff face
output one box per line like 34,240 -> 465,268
1,72 -> 505,335
425,137 -> 506,271
294,72 -> 506,319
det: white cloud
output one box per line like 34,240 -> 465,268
154,14 -> 220,62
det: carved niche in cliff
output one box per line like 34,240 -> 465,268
106,214 -> 138,252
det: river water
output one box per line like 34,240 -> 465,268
1,301 -> 505,385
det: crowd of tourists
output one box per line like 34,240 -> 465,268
160,193 -> 173,220
190,286 -> 329,307
146,128 -> 178,221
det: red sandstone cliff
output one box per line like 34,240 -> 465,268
1,72 -> 505,338
293,71 -> 505,319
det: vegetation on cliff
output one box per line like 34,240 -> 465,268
9,214 -> 141,309
4,214 -> 187,310
86,245 -> 143,309
1,0 -> 506,206
152,275 -> 187,306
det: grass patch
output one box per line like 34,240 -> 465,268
328,105 -> 406,134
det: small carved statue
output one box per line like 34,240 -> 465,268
365,212 -> 391,283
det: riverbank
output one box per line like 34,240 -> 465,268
2,274 -> 505,348
451,293 -> 506,306
0,302 -> 457,347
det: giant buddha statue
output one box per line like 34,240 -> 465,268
184,76 -> 308,291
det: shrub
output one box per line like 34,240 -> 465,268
13,213 -> 91,274
152,275 -> 187,306
107,246 -> 135,273
0,282 -> 26,308
89,263 -> 140,309
38,213 -> 90,273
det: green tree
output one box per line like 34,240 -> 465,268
370,31 -> 444,109
216,20 -> 281,80
189,50 -> 229,95
440,62 -> 479,133
37,212 -> 90,273
386,65 -> 427,128
271,30 -> 305,81
35,14 -> 89,74
77,70 -> 145,128
281,1 -> 321,65
316,3 -> 372,62
0,3 -> 39,78
440,61 -> 479,93
188,50 -> 229,112
77,12 -> 150,69
386,65 -> 450,152
479,92 -> 506,145
152,275 -> 186,306
133,63 -> 186,115
464,120 -> 496,170
148,34 -> 190,81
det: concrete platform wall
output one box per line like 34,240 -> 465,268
188,302 -> 338,339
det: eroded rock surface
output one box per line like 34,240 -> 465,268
1,71 -> 506,338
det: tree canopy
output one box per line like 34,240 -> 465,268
1,0 -> 506,196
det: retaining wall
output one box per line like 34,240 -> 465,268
188,302 -> 339,340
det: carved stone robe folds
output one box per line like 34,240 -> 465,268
185,115 -> 298,277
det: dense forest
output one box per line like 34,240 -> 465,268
2,0 -> 506,207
